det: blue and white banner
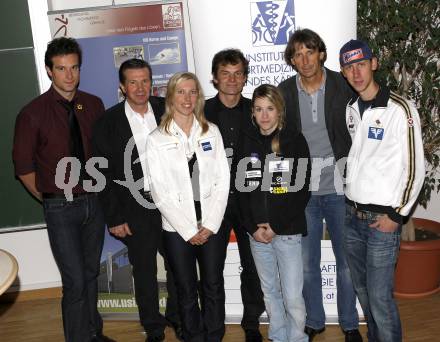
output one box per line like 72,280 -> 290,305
189,0 -> 356,98
188,0 -> 359,322
48,0 -> 194,317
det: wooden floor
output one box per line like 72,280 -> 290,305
0,292 -> 439,341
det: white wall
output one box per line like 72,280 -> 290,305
48,0 -> 112,11
414,189 -> 440,222
0,229 -> 61,291
28,0 -> 51,93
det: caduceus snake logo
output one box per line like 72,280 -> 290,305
251,0 -> 295,46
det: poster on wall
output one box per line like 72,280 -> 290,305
48,1 -> 194,109
48,1 -> 194,318
96,236 -> 169,317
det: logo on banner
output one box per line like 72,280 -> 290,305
53,14 -> 69,37
250,0 -> 295,46
162,4 -> 183,29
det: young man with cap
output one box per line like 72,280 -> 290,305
278,29 -> 361,341
340,39 -> 425,341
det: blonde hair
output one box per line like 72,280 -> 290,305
251,84 -> 286,154
160,72 -> 209,134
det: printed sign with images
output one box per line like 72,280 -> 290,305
113,45 -> 145,68
162,3 -> 183,29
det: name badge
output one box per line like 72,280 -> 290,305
245,170 -> 262,178
250,152 -> 259,164
270,186 -> 288,194
269,160 -> 289,173
162,142 -> 178,150
368,127 -> 384,140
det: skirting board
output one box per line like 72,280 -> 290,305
0,286 -> 62,303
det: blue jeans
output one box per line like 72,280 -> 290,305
302,194 -> 358,330
43,194 -> 105,342
250,234 -> 308,342
344,205 -> 402,341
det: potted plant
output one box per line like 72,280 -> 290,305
358,0 -> 440,298
394,218 -> 440,298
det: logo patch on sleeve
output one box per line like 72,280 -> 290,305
201,141 -> 212,151
368,127 -> 384,140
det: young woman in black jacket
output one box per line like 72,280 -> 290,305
235,84 -> 311,342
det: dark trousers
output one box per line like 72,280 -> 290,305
163,229 -> 228,342
223,198 -> 265,330
122,207 -> 179,337
43,194 -> 105,342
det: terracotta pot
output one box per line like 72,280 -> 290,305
394,218 -> 440,298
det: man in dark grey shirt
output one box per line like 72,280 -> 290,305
278,29 -> 361,342
205,48 -> 265,342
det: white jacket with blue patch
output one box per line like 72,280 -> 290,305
345,87 -> 425,221
146,119 -> 230,241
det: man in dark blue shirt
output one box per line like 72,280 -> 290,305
205,48 -> 265,342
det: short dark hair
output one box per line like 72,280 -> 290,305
211,48 -> 249,78
284,28 -> 327,69
119,58 -> 152,84
44,37 -> 82,70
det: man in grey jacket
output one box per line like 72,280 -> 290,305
278,28 -> 361,342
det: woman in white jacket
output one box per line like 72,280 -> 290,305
146,72 -> 230,342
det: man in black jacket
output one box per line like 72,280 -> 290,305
93,59 -> 181,342
278,29 -> 361,342
204,49 -> 265,342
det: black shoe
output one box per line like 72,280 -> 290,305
304,326 -> 325,341
167,320 -> 184,341
91,333 -> 116,342
344,329 -> 363,342
244,328 -> 263,342
146,333 -> 165,342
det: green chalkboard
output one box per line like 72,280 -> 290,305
0,0 -> 45,231
0,0 -> 33,50
0,49 -> 45,230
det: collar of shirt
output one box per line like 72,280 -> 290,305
296,67 -> 327,95
214,93 -> 245,112
49,85 -> 81,110
350,85 -> 390,116
170,117 -> 200,159
124,100 -> 157,191
367,85 -> 389,109
124,100 -> 156,125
